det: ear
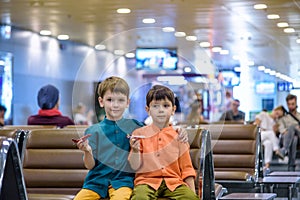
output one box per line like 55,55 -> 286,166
98,97 -> 104,107
145,106 -> 150,114
126,98 -> 130,108
172,105 -> 177,115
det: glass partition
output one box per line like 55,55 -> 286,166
0,51 -> 13,125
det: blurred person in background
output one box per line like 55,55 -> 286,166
254,105 -> 285,171
27,84 -> 74,128
278,94 -> 300,171
73,102 -> 94,126
186,100 -> 205,125
219,99 -> 245,123
0,104 -> 7,127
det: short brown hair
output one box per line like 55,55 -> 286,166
286,94 -> 297,102
97,76 -> 130,98
146,85 -> 175,107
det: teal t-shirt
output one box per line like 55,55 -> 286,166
82,117 -> 143,197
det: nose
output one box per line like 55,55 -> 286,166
111,100 -> 119,107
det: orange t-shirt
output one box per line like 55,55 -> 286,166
129,124 -> 195,191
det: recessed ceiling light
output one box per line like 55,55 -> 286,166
186,35 -> 197,41
275,72 -> 281,77
114,49 -> 125,55
267,14 -> 280,20
220,49 -> 229,55
199,42 -> 210,48
183,66 -> 192,73
40,30 -> 52,36
57,34 -> 69,40
283,28 -> 295,33
211,46 -> 222,52
269,70 -> 276,76
162,27 -> 175,32
254,4 -> 267,9
125,52 -> 135,58
174,32 -> 186,37
142,18 -> 155,24
264,68 -> 271,73
117,8 -> 131,14
95,44 -> 106,50
296,38 -> 300,44
277,22 -> 289,28
258,65 -> 265,71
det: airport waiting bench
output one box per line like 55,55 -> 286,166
0,127 -> 227,199
200,124 -> 263,193
0,137 -> 27,200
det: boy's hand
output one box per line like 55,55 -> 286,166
130,138 -> 141,153
174,126 -> 188,143
74,134 -> 92,152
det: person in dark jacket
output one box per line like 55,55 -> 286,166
0,104 -> 7,127
27,84 -> 74,128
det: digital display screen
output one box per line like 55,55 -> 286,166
135,48 -> 178,70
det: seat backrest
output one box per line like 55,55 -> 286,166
22,128 -> 88,195
200,124 -> 262,182
0,137 -> 27,200
3,125 -> 57,130
0,128 -> 18,138
0,129 -> 28,161
187,128 -> 220,199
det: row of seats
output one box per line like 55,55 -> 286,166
0,124 -> 262,199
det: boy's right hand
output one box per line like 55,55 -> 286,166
130,138 -> 140,153
75,135 -> 92,153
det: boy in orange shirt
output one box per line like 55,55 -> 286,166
128,85 -> 199,200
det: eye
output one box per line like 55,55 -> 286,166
164,104 -> 171,108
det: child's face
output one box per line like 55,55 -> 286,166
98,90 -> 129,121
146,97 -> 176,128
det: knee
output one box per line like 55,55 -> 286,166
182,192 -> 199,200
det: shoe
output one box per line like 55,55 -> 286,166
276,148 -> 287,160
275,149 -> 285,160
263,167 -> 271,176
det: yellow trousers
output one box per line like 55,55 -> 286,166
74,186 -> 132,200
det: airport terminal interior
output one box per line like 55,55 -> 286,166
1,0 -> 300,199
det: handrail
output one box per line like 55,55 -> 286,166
0,137 -> 27,200
255,126 -> 264,182
200,129 -> 217,200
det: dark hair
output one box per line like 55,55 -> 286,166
0,105 -> 6,112
146,85 -> 175,107
286,94 -> 297,102
233,99 -> 240,103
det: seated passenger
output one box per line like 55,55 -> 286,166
0,104 -> 7,127
254,106 -> 285,170
128,85 -> 199,200
186,100 -> 205,125
27,84 -> 74,128
73,102 -> 94,126
219,99 -> 245,123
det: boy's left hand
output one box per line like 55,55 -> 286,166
174,126 -> 188,143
